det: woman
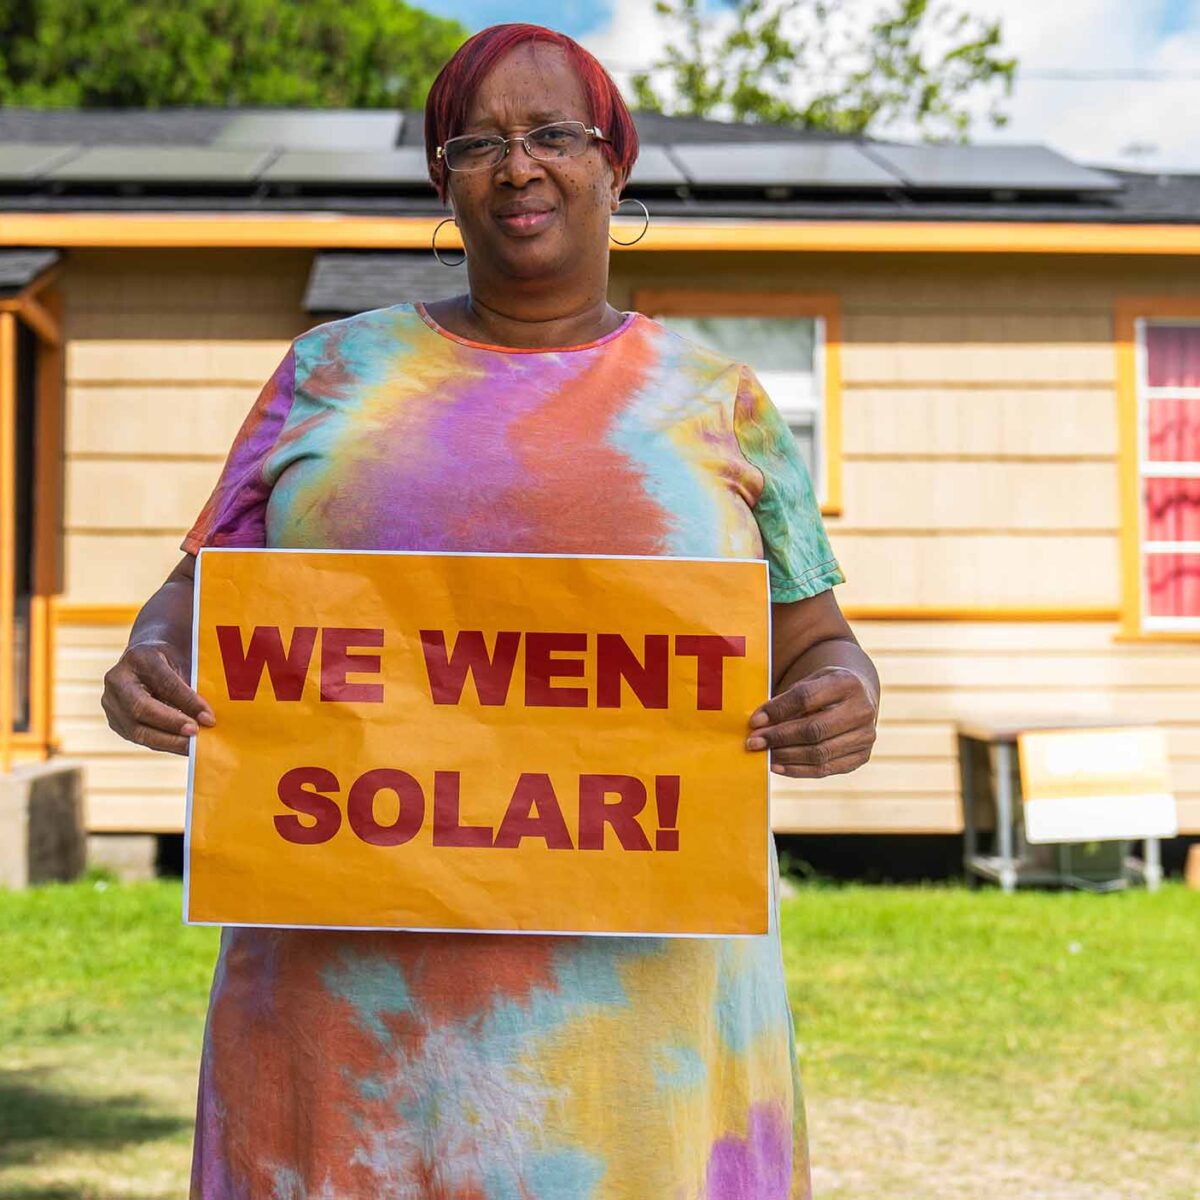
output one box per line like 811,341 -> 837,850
102,23 -> 879,1200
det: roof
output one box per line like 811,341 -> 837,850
3,105 -> 1198,225
305,251 -> 463,314
0,248 -> 60,296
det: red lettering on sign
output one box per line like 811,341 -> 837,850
274,766 -> 341,845
654,775 -> 681,851
524,632 -> 588,708
420,630 -> 521,705
217,625 -> 317,701
674,634 -> 747,710
578,774 -> 652,851
431,771 -> 494,848
494,773 -> 573,850
346,768 -> 425,847
595,633 -> 669,709
270,769 -> 685,853
319,627 -> 384,703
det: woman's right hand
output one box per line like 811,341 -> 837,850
102,640 -> 215,756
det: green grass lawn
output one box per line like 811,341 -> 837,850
1,875 -> 1197,1199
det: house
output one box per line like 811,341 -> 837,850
1,106 -> 1198,860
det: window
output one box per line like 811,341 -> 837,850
11,318 -> 36,731
1134,319 -> 1200,631
634,291 -> 842,512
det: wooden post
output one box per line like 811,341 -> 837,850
1186,843 -> 1200,891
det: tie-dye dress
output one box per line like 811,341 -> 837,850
182,302 -> 845,1199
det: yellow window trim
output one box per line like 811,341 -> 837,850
1114,296 -> 1200,643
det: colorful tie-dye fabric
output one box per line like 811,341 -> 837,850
183,302 -> 845,1199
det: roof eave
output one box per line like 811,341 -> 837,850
5,211 -> 1200,254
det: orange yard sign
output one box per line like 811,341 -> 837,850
185,550 -> 771,936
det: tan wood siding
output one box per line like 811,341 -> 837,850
775,619 -> 1200,835
52,249 -> 1200,839
838,461 -> 1118,530
833,534 -> 1118,609
844,388 -> 1117,459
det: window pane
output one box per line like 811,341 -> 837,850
1147,397 -> 1200,462
1146,552 -> 1200,618
787,413 -> 818,481
1144,477 -> 1200,543
1145,323 -> 1200,388
657,316 -> 816,372
653,312 -> 824,489
655,316 -> 819,416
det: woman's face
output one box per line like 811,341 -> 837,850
445,43 -> 624,282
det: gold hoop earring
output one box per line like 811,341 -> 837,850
609,197 -> 650,247
432,217 -> 466,266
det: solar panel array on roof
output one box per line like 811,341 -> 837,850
0,143 -> 78,181
866,143 -> 1121,193
0,105 -> 1139,209
669,142 -> 897,189
45,146 -> 272,183
262,148 -> 429,186
627,145 -> 687,188
215,110 -> 404,151
0,108 -> 229,146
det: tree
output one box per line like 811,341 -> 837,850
630,0 -> 1016,140
0,0 -> 467,108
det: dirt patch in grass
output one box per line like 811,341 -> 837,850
807,1088 -> 1196,1200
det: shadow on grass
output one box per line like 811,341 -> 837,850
0,1066 -> 189,1170
0,1190 -> 84,1199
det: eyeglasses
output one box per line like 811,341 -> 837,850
437,121 -> 610,173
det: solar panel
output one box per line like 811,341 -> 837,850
867,143 -> 1122,193
669,141 -> 898,189
215,110 -> 404,151
0,142 -> 80,181
627,145 -> 687,187
260,148 -> 430,187
45,146 -> 270,183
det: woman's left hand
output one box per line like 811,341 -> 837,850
745,666 -> 878,779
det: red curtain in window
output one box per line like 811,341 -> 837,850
1144,324 -> 1200,618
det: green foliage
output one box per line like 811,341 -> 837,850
0,0 -> 467,108
631,0 -> 1017,140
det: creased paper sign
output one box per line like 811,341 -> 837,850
184,550 -> 771,936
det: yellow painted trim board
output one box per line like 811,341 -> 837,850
52,601 -> 1121,627
7,213 -> 1200,254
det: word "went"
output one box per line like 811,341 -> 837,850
215,627 -> 747,711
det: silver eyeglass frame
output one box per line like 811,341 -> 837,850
436,121 -> 610,172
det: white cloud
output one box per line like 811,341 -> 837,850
580,0 -> 1200,172
966,0 -> 1200,171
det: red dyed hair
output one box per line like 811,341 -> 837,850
424,23 -> 639,203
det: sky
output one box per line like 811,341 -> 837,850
425,0 -> 1200,173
